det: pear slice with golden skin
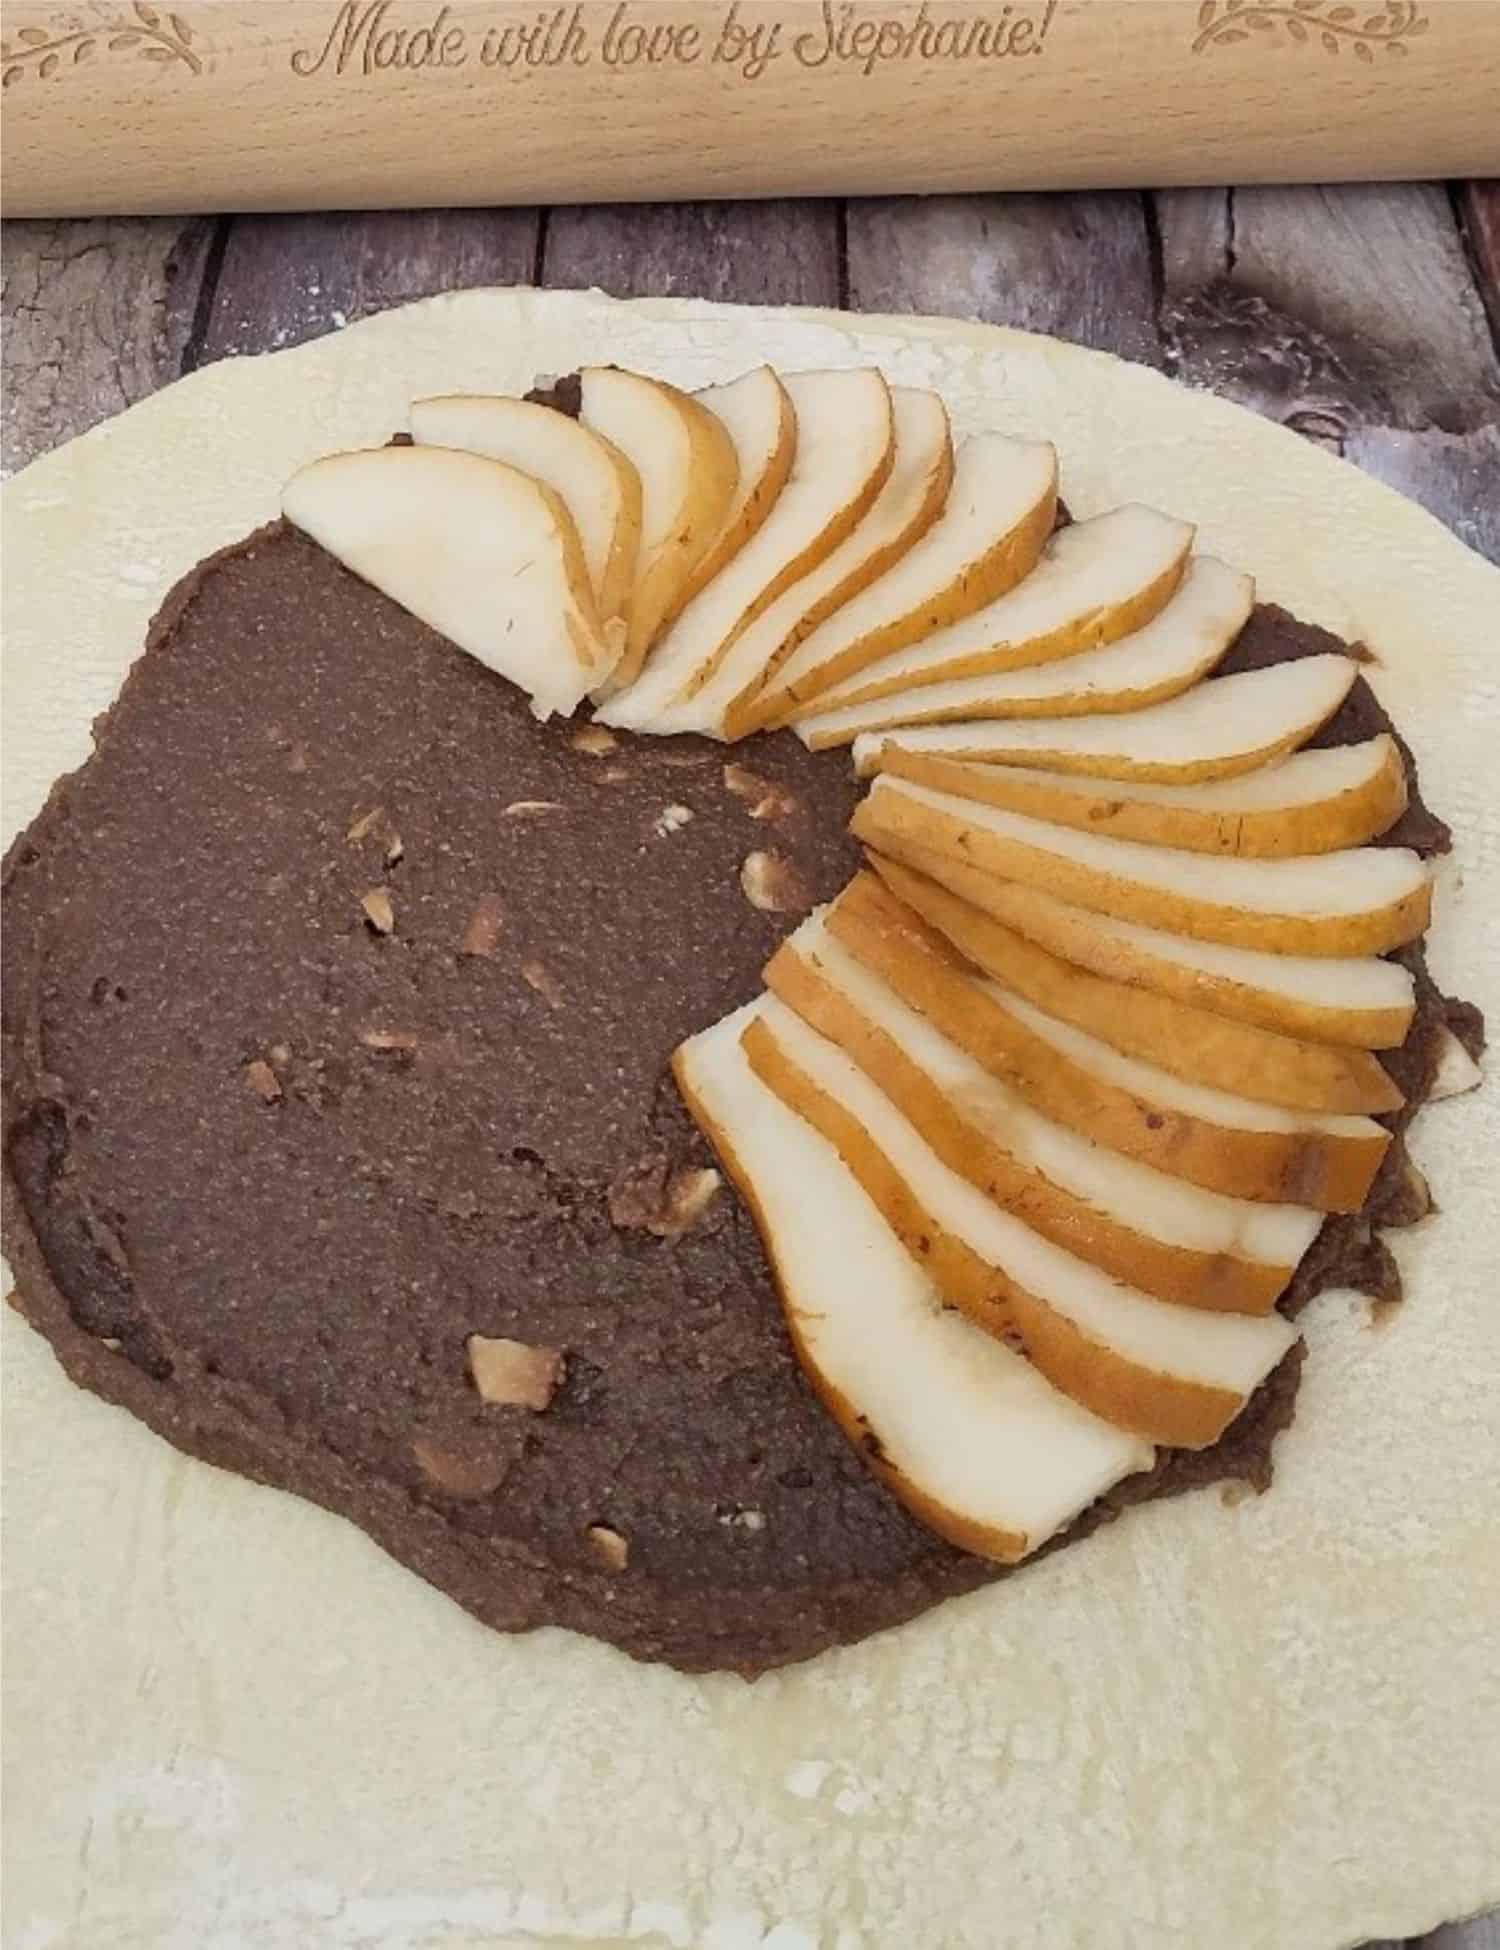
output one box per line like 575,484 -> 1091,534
409,393 -> 642,635
281,444 -> 610,720
701,388 -> 955,741
864,841 -> 1417,1051
766,913 -> 1321,1312
868,734 -> 1408,859
578,366 -> 739,688
680,364 -> 797,604
746,997 -> 1296,1448
827,873 -> 1390,1212
742,429 -> 1059,726
868,856 -> 1402,1115
674,1000 -> 1151,1563
795,554 -> 1250,748
785,504 -> 1193,718
850,653 -> 1359,782
853,775 -> 1432,957
598,368 -> 896,733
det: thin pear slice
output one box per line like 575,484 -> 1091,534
828,874 -> 1390,1211
679,365 -> 797,604
870,735 -> 1408,859
596,369 -> 895,732
786,505 -> 1194,719
865,845 -> 1417,1050
767,914 -> 1321,1312
701,389 -> 955,741
798,555 -> 1250,748
742,431 -> 1060,725
578,366 -> 739,687
409,394 -> 642,632
853,775 -> 1432,956
282,445 -> 610,720
851,654 -> 1359,783
674,1001 -> 1151,1561
747,998 -> 1296,1448
870,857 -> 1402,1114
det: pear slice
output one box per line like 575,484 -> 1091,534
739,431 -> 1060,726
578,366 -> 739,688
869,857 -> 1401,1114
869,734 -> 1408,859
697,388 -> 955,741
852,775 -> 1432,956
596,369 -> 895,732
767,913 -> 1321,1312
827,873 -> 1390,1211
851,653 -> 1359,783
746,998 -> 1296,1448
863,845 -> 1417,1050
798,554 -> 1250,748
282,445 -> 610,720
785,505 -> 1194,719
677,365 -> 797,604
674,1000 -> 1151,1561
409,394 -> 642,634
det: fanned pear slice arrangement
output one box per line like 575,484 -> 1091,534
765,913 -> 1323,1313
730,430 -> 1060,732
778,504 -> 1195,720
597,368 -> 896,732
702,387 -> 956,740
675,1002 -> 1153,1561
578,365 -> 740,688
409,394 -> 643,636
854,775 -> 1432,956
795,555 -> 1252,748
282,358 -> 1470,1578
281,445 -> 614,718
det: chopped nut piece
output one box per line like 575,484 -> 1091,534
571,726 -> 618,757
412,1436 -> 509,1499
346,805 -> 385,843
460,892 -> 505,959
287,743 -> 310,775
268,1043 -> 292,1067
654,803 -> 695,838
242,1059 -> 282,1104
1385,1156 -> 1434,1228
586,1524 -> 630,1572
503,799 -> 563,818
739,850 -> 813,915
608,1159 -> 722,1237
718,1506 -> 767,1532
724,764 -> 800,823
597,765 -> 631,784
359,1026 -> 419,1053
361,888 -> 395,934
467,1335 -> 564,1411
520,959 -> 563,1006
1220,1480 -> 1256,1509
384,832 -> 404,867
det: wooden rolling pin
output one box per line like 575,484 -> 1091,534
3,0 -> 1498,216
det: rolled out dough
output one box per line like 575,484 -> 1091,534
3,287 -> 1497,1950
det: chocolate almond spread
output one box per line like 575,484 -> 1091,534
0,522 -> 1478,1673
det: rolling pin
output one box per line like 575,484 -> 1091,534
2,0 -> 1498,217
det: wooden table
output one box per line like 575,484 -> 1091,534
3,186 -> 1497,1950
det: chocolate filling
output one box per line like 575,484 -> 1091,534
1,521 -> 1478,1673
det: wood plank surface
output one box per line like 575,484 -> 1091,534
846,191 -> 1161,365
541,197 -> 842,308
1,215 -> 219,470
1156,183 -> 1500,561
195,207 -> 541,362
0,185 -> 1495,1950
